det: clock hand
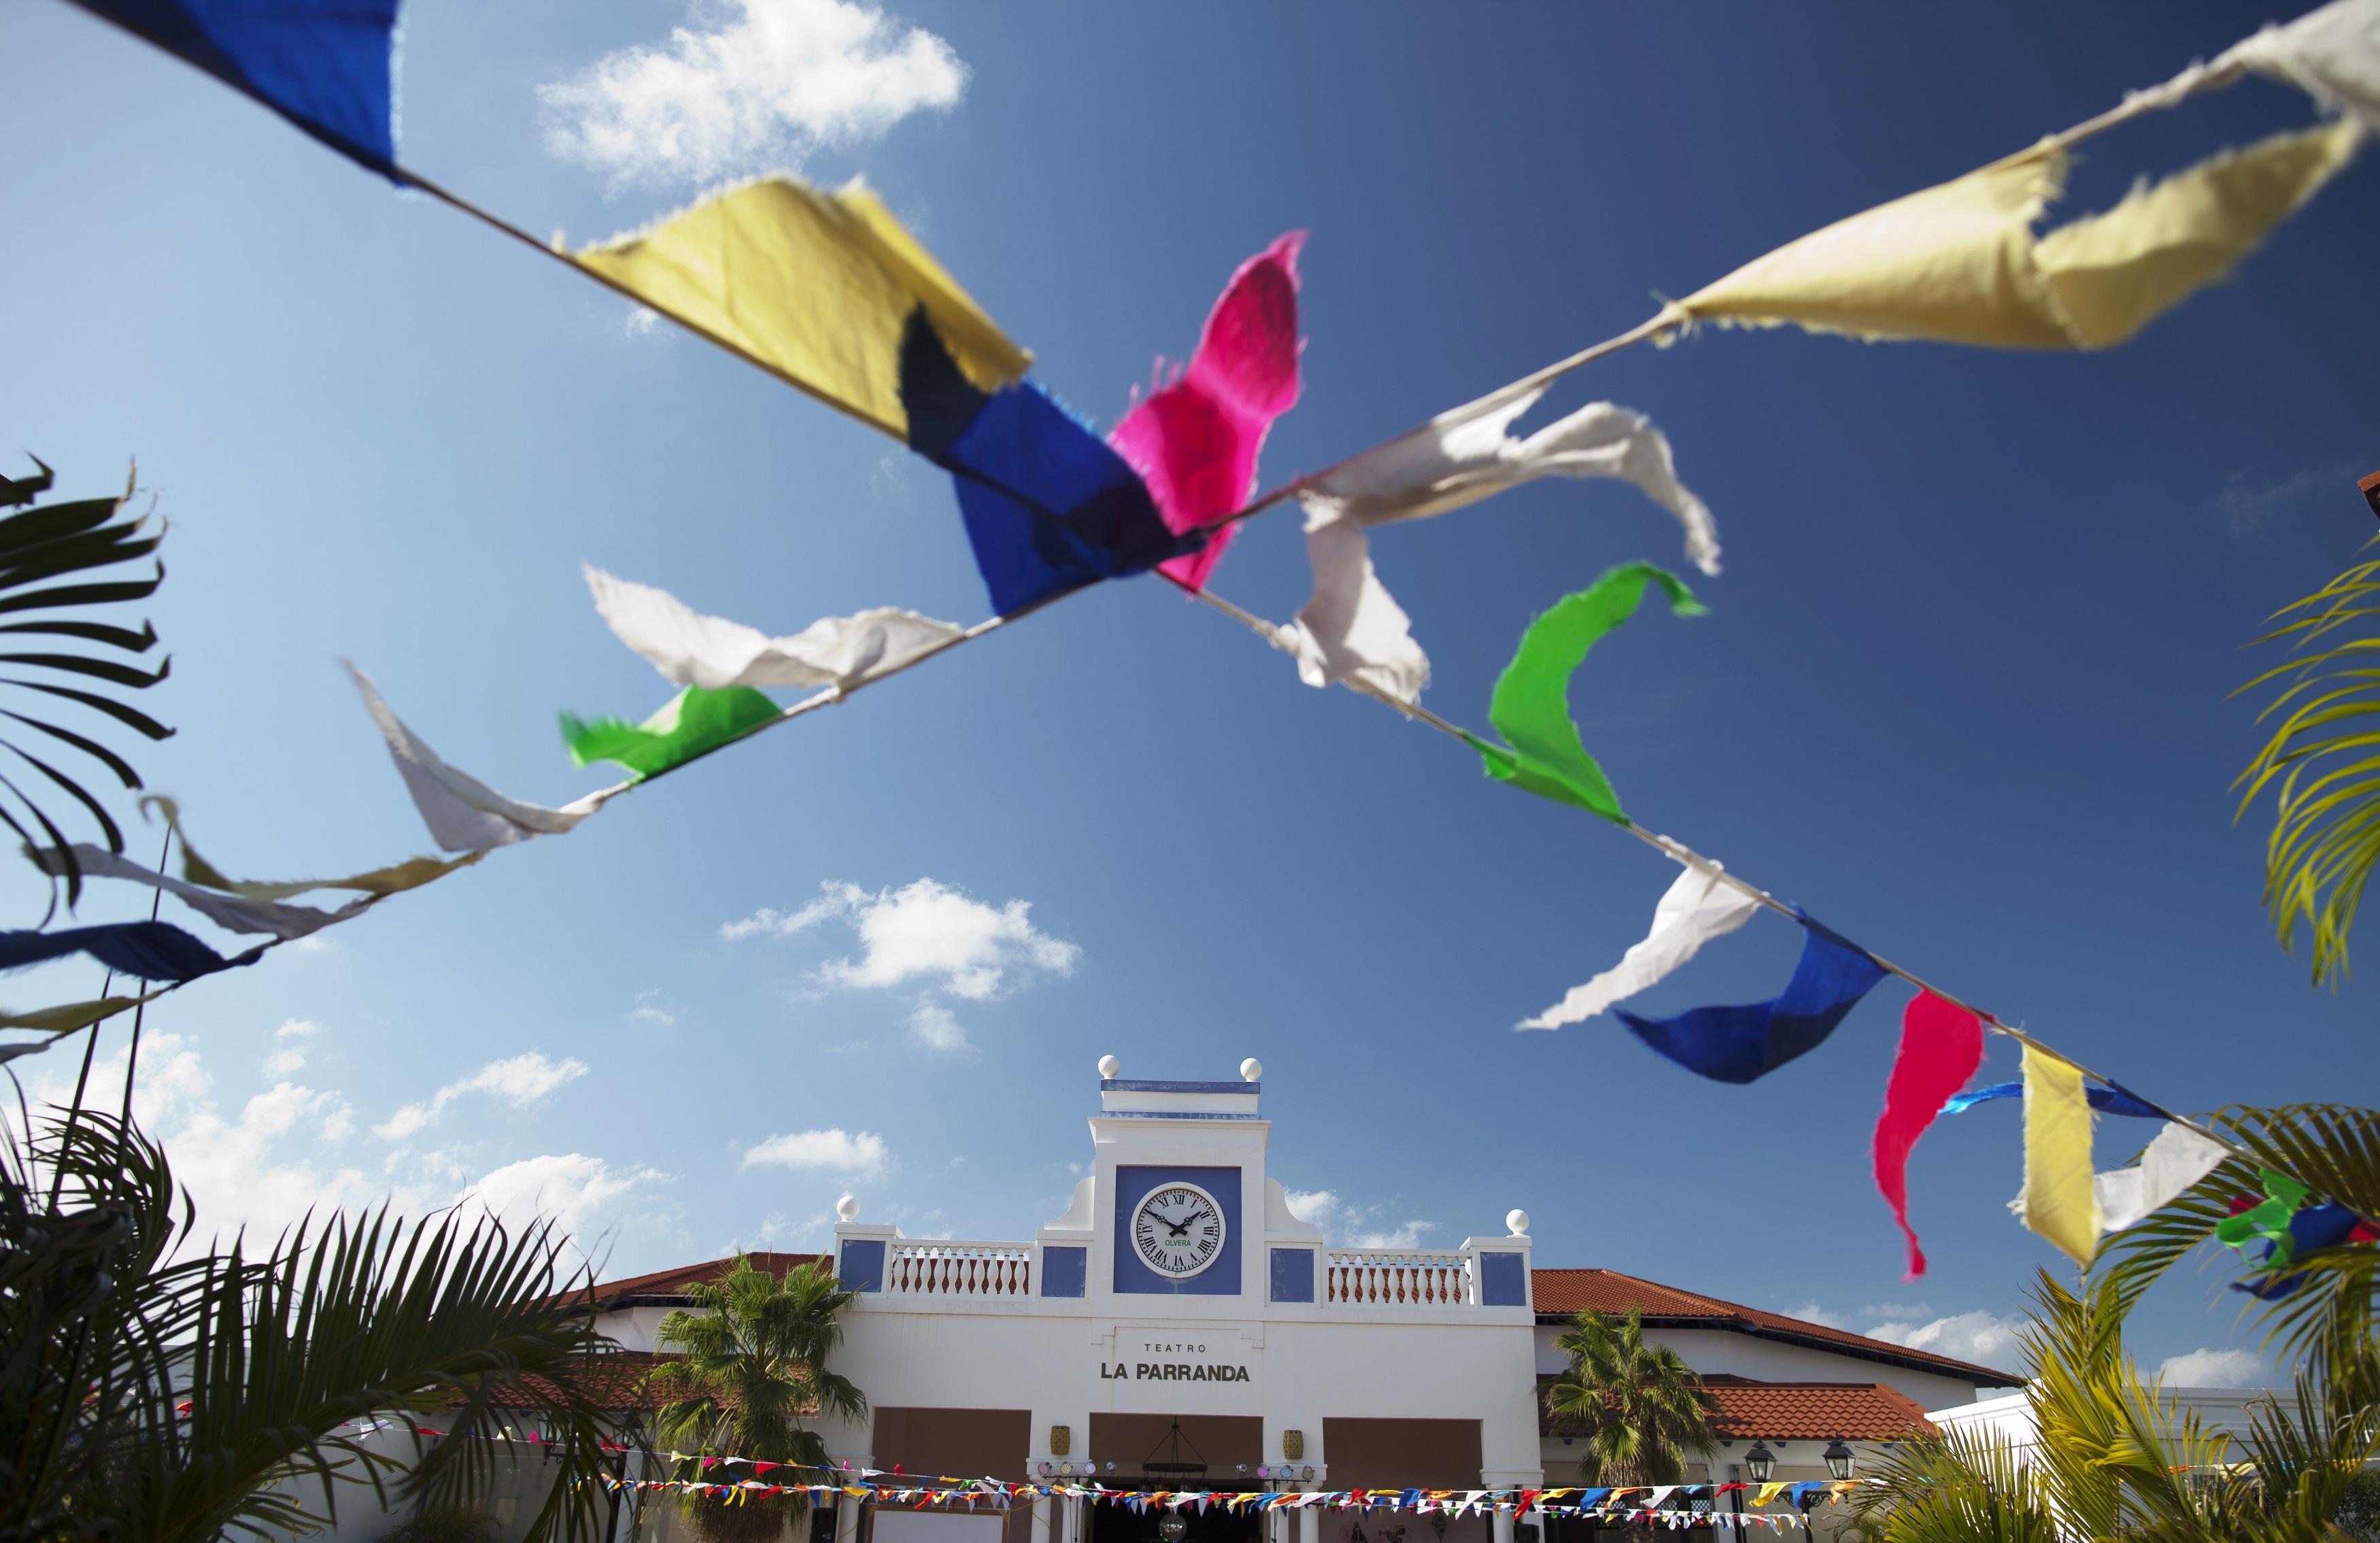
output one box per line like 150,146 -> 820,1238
1160,1213 -> 1195,1237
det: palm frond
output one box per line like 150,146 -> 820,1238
2234,541 -> 2380,986
2103,1104 -> 2380,1380
0,458 -> 173,914
1,1106 -> 626,1543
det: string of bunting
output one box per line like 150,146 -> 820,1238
20,0 -> 2380,1283
363,1423 -> 1866,1524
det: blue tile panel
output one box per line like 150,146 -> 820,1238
1112,1164 -> 1243,1296
1041,1245 -> 1088,1298
1270,1247 -> 1315,1304
837,1238 -> 885,1293
1478,1251 -> 1527,1307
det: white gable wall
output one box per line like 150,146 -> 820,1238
1530,1323 -> 1994,1409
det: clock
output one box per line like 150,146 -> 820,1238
1129,1182 -> 1226,1278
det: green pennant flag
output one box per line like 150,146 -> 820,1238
2215,1168 -> 2313,1270
1473,562 -> 1705,824
561,685 -> 782,781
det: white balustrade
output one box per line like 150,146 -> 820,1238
1325,1248 -> 1472,1307
883,1240 -> 1034,1298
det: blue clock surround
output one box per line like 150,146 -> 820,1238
1113,1164 -> 1242,1295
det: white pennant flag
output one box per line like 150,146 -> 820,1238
2222,0 -> 2380,134
1272,496 -> 1431,705
347,664 -> 608,851
2093,1121 -> 2231,1232
29,842 -> 369,940
1307,385 -> 1720,575
585,565 -> 966,692
1519,848 -> 1760,1030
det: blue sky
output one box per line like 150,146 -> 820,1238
1,0 -> 2375,1390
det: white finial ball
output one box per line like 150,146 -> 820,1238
1506,1208 -> 1531,1237
1240,1057 -> 1263,1083
836,1194 -> 860,1221
1098,1054 -> 1121,1079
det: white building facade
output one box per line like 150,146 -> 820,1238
578,1061 -> 2024,1543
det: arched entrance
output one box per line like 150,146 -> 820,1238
1086,1416 -> 1263,1543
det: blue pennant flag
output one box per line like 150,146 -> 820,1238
68,0 -> 401,176
900,310 -> 1196,615
1615,912 -> 1886,1083
0,920 -> 262,983
1942,1080 -> 2166,1119
2232,1204 -> 2366,1300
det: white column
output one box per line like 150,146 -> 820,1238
833,1493 -> 862,1543
1491,1508 -> 1515,1543
1030,1497 -> 1050,1543
1297,1502 -> 1319,1543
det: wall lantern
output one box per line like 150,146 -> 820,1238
1823,1440 -> 1854,1482
1743,1442 -> 1775,1483
1300,1467 -> 1315,1482
1282,1429 -> 1305,1461
1159,1518 -> 1189,1542
1050,1426 -> 1071,1457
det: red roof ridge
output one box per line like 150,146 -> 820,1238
1531,1267 -> 2022,1387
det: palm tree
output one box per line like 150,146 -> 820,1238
1854,1104 -> 2380,1543
1543,1308 -> 1716,1488
646,1254 -> 868,1543
0,1106 -> 625,1543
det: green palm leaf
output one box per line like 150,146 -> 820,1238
1,1107 -> 626,1543
1542,1307 -> 1716,1487
0,457 -> 173,914
646,1255 -> 864,1543
2234,543 -> 2380,986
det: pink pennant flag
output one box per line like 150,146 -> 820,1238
1110,233 -> 1306,590
1871,990 -> 1986,1279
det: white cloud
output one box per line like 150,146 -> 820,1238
16,1034 -> 660,1262
539,0 -> 968,190
624,305 -> 663,338
464,1152 -> 660,1237
263,1019 -> 320,1078
1784,1301 -> 1852,1330
727,878 -> 1080,1004
1283,1188 -> 1435,1251
741,1126 -> 888,1175
2160,1347 -> 2272,1389
373,1051 -> 590,1140
629,989 -> 681,1027
1867,1309 -> 2028,1368
905,1000 -> 970,1053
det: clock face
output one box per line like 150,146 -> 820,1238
1130,1183 -> 1226,1278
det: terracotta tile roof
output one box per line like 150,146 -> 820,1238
552,1252 -> 828,1312
1531,1268 -> 2022,1387
1538,1375 -> 1937,1442
481,1350 -> 668,1411
477,1350 -> 821,1417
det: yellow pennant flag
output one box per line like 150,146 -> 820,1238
0,989 -> 169,1035
2034,118 -> 2362,348
1752,1482 -> 1789,1508
1676,117 -> 2360,350
571,175 -> 1033,439
2022,1047 -> 2101,1267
